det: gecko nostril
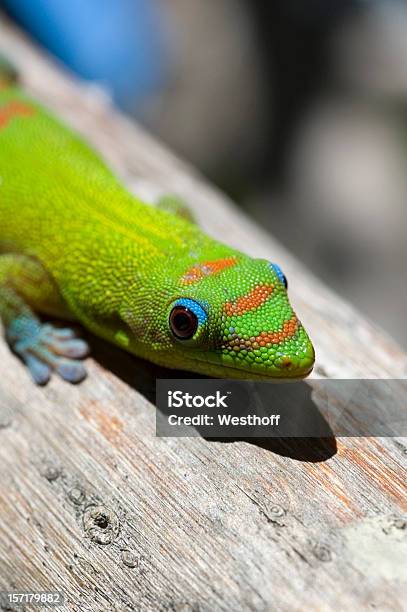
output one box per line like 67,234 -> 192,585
275,355 -> 299,371
279,357 -> 293,369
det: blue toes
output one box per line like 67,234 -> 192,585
7,317 -> 89,384
56,359 -> 87,383
25,354 -> 51,386
49,327 -> 75,340
49,338 -> 89,359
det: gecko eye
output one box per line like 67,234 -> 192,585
169,299 -> 208,341
270,262 -> 288,289
170,306 -> 198,339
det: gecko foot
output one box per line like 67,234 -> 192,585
7,318 -> 89,385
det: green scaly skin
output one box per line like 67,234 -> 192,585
0,79 -> 315,384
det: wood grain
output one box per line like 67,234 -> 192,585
0,17 -> 406,612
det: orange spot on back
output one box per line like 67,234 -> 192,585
224,284 -> 274,316
182,256 -> 237,284
0,100 -> 35,129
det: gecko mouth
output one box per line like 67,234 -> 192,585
190,355 -> 314,380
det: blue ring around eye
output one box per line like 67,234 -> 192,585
269,262 -> 288,288
173,299 -> 208,326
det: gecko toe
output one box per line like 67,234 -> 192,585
48,327 -> 76,340
56,358 -> 87,383
25,354 -> 51,385
45,337 -> 89,359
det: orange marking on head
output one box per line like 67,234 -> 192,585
0,101 -> 35,129
223,315 -> 299,351
224,283 -> 274,316
182,256 -> 237,284
254,315 -> 299,346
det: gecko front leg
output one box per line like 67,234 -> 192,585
0,254 -> 89,384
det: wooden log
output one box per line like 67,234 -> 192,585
0,17 -> 406,612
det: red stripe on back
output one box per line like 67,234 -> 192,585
182,257 -> 237,285
0,101 -> 35,129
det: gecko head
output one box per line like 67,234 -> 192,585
122,254 -> 315,379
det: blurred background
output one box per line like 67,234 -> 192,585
2,0 -> 407,347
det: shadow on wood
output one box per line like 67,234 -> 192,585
89,333 -> 338,463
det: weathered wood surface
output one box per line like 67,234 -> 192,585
0,18 -> 406,612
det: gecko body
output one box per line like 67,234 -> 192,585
0,73 -> 315,383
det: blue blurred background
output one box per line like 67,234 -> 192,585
2,0 -> 407,348
3,0 -> 168,112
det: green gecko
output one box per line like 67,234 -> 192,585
0,62 -> 315,384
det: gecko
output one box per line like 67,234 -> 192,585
0,60 -> 315,384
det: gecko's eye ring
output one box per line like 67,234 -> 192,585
170,306 -> 199,340
169,298 -> 208,341
270,262 -> 288,289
